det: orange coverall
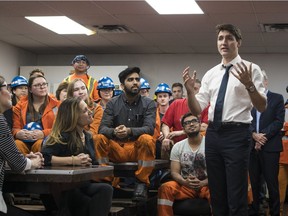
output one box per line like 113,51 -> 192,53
12,96 -> 59,155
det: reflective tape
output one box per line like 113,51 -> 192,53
158,199 -> 173,206
97,157 -> 109,164
138,160 -> 155,167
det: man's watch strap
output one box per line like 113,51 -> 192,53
246,84 -> 256,93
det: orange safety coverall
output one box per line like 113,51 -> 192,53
64,73 -> 99,101
84,102 -> 103,136
158,181 -> 210,216
12,95 -> 60,155
153,107 -> 161,142
94,134 -> 155,185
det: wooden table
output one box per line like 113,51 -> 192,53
4,165 -> 114,194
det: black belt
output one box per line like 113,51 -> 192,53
208,121 -> 250,129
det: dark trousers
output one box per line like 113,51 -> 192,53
0,205 -> 33,216
249,149 -> 280,216
206,124 -> 251,216
67,182 -> 113,216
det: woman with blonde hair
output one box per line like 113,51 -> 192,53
42,97 -> 113,216
12,75 -> 60,155
66,78 -> 103,136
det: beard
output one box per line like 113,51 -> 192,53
187,131 -> 200,138
124,85 -> 139,97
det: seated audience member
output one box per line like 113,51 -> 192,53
157,112 -> 210,216
4,75 -> 28,130
0,75 -> 44,216
170,82 -> 184,103
66,78 -> 103,136
10,76 -> 28,106
63,55 -> 99,101
139,78 -> 150,97
154,83 -> 172,159
55,82 -> 68,102
12,75 -> 60,155
96,76 -> 115,110
161,79 -> 208,156
29,68 -> 45,78
94,67 -> 156,201
41,97 -> 113,216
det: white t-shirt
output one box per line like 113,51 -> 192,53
170,137 -> 207,180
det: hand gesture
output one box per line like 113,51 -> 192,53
182,67 -> 197,95
31,130 -> 44,140
183,174 -> 200,189
252,132 -> 267,146
75,153 -> 92,166
16,129 -> 33,140
231,62 -> 253,87
27,152 -> 44,169
161,138 -> 173,152
114,125 -> 130,139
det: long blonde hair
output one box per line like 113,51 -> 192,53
66,78 -> 93,108
45,97 -> 84,154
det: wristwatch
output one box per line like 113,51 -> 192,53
246,84 -> 256,93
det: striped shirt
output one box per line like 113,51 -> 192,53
0,114 -> 28,213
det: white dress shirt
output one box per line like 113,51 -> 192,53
196,55 -> 266,123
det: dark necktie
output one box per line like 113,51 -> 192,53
213,64 -> 233,129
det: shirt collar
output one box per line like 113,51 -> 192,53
221,54 -> 241,68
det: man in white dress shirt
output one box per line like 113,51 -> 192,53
182,24 -> 267,216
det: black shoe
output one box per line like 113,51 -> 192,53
132,183 -> 148,202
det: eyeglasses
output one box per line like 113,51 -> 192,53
183,119 -> 199,126
0,84 -> 8,90
32,82 -> 48,88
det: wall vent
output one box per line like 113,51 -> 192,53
260,23 -> 288,32
92,25 -> 134,34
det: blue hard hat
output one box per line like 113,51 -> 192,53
71,55 -> 90,66
155,83 -> 172,95
97,77 -> 115,90
140,78 -> 150,90
10,76 -> 28,88
23,122 -> 43,142
114,89 -> 123,97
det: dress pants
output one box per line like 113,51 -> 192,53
205,124 -> 250,216
249,149 -> 280,216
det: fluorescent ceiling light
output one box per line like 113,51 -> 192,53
146,0 -> 203,15
25,16 -> 95,35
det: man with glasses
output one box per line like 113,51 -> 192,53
157,112 -> 209,216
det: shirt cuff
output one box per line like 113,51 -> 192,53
25,158 -> 32,170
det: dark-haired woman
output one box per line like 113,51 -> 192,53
12,75 -> 60,155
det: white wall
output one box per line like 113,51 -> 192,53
20,65 -> 127,94
0,40 -> 37,82
0,39 -> 286,99
37,53 -> 288,98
